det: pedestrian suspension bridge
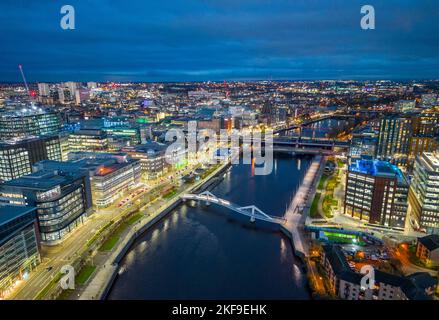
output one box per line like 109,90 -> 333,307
181,191 -> 286,225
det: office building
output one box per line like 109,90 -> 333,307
68,129 -> 109,152
0,135 -> 62,182
408,152 -> 439,234
344,159 -> 409,229
59,133 -> 71,161
394,100 -> 416,113
421,94 -> 438,108
121,142 -> 167,180
0,170 -> 93,244
0,205 -> 40,299
37,152 -> 141,207
0,107 -> 61,140
103,127 -> 141,148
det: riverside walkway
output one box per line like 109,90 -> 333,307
281,155 -> 324,258
79,162 -> 230,300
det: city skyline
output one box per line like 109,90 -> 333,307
1,1 -> 438,82
1,0 -> 438,307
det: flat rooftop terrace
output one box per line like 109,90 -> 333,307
349,159 -> 407,184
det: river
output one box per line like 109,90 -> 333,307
108,154 -> 313,299
300,118 -> 353,138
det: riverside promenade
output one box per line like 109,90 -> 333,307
79,162 -> 230,300
281,155 -> 324,258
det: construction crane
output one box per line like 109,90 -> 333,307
18,64 -> 31,97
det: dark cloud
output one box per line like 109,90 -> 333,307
0,0 -> 438,81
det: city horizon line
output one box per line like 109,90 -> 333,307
1,78 -> 439,85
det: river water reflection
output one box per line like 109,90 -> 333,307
108,154 -> 312,299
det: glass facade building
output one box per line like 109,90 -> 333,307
0,135 -> 62,182
0,170 -> 92,244
0,205 -> 40,298
0,107 -> 60,140
68,129 -> 109,152
36,152 -> 141,208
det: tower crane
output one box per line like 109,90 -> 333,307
18,64 -> 31,97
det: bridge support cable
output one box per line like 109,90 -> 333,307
182,192 -> 286,225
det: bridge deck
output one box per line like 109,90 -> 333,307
181,193 -> 285,225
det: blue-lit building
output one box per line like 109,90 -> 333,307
344,159 -> 409,229
78,118 -> 141,148
0,170 -> 92,244
0,205 -> 40,298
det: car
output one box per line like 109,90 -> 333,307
46,266 -> 53,271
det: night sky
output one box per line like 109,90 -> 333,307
0,0 -> 438,82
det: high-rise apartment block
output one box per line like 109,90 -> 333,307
409,152 -> 439,234
376,114 -> 412,167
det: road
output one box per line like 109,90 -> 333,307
390,246 -> 437,276
79,161 -> 230,299
7,160 -> 206,300
308,259 -> 326,295
8,206 -> 122,300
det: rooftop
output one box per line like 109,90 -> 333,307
0,105 -> 50,118
122,141 -> 167,155
0,205 -> 36,226
36,155 -> 139,178
0,134 -> 58,147
92,160 -> 138,176
418,234 -> 439,251
349,159 -> 407,183
3,170 -> 81,190
323,244 -> 435,300
71,129 -> 107,137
